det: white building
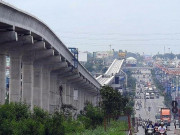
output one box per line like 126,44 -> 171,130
78,51 -> 88,62
126,57 -> 137,64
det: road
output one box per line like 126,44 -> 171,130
133,69 -> 179,135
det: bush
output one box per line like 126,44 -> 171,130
0,103 -> 65,135
12,119 -> 44,135
0,102 -> 30,121
44,112 -> 65,135
0,99 -> 130,135
78,115 -> 92,129
0,103 -> 30,135
63,118 -> 85,134
78,102 -> 104,129
32,107 -> 49,124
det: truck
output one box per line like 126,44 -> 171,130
160,108 -> 171,126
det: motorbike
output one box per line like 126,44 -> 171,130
142,122 -> 146,129
159,130 -> 166,135
146,127 -> 154,135
154,126 -> 159,135
139,121 -> 142,126
159,129 -> 166,135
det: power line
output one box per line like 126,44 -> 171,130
57,31 -> 180,36
61,37 -> 180,41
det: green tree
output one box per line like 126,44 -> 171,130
78,102 -> 104,129
100,86 -> 126,117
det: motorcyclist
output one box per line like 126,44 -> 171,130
158,122 -> 166,134
147,121 -> 154,129
154,122 -> 159,134
145,121 -> 154,134
154,122 -> 159,127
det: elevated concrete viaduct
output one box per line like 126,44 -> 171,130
0,1 -> 100,113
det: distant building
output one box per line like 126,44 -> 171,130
126,57 -> 137,67
94,51 -> 113,59
78,51 -> 87,62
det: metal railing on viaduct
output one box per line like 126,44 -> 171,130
0,1 -> 101,113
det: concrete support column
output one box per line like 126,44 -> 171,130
94,95 -> 97,105
62,82 -> 66,105
42,68 -> 50,111
70,86 -> 74,105
84,92 -> 87,104
91,95 -> 93,104
9,53 -> 21,102
54,75 -> 58,111
22,59 -> 33,107
89,94 -> 92,103
78,89 -> 81,111
0,54 -> 6,104
55,78 -> 61,111
66,84 -> 71,104
89,94 -> 91,103
86,93 -> 89,102
49,73 -> 57,113
78,90 -> 81,110
33,64 -> 42,108
80,90 -> 84,110
81,90 -> 84,109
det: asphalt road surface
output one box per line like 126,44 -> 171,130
133,69 -> 179,135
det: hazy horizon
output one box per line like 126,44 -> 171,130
3,0 -> 180,55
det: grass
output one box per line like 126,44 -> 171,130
69,121 -> 128,135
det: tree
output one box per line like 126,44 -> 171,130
100,86 -> 128,117
78,102 -> 104,129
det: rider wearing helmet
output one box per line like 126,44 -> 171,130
158,121 -> 166,134
147,121 -> 154,128
145,121 -> 154,134
154,122 -> 159,133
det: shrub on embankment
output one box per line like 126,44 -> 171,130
0,102 -> 104,135
0,86 -> 132,135
0,103 -> 65,135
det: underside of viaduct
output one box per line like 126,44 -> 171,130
0,1 -> 100,113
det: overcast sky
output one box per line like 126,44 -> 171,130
3,0 -> 180,55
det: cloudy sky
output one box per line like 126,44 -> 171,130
3,0 -> 180,55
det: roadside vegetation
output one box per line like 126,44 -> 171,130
124,70 -> 136,113
126,70 -> 136,91
76,121 -> 128,135
151,69 -> 164,93
151,69 -> 172,107
0,86 -> 133,135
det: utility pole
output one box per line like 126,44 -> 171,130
109,45 -> 111,52
168,48 -> 170,53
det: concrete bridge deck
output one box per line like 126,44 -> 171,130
96,59 -> 124,86
0,1 -> 100,113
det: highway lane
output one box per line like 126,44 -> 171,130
134,69 -> 177,135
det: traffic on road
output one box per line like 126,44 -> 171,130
134,69 -> 180,135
